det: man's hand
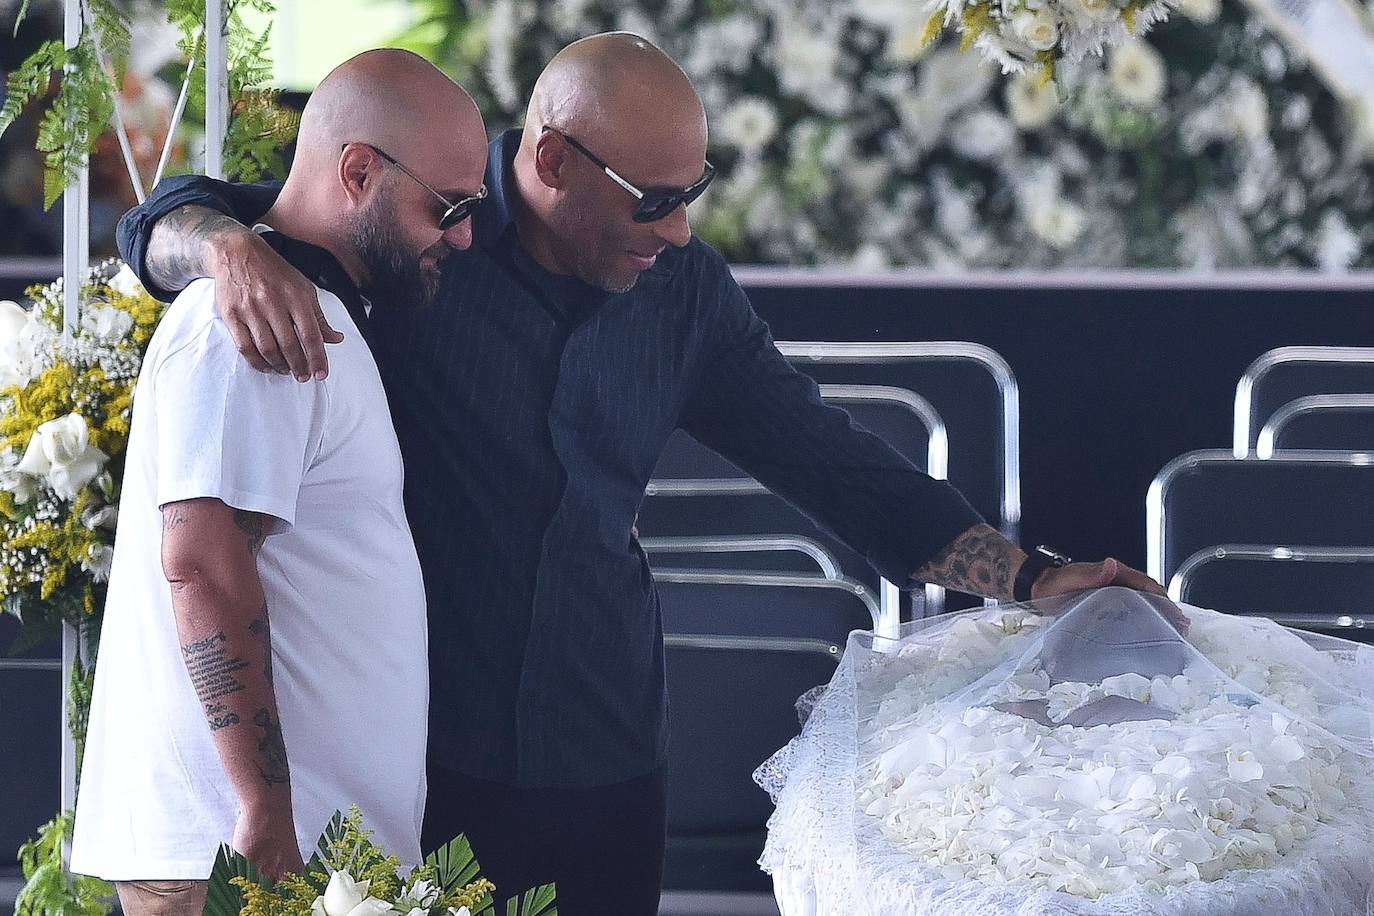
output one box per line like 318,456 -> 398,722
1032,557 -> 1189,631
233,806 -> 305,881
208,230 -> 344,381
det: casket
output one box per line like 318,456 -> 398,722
755,587 -> 1374,915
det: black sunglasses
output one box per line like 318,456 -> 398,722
542,126 -> 715,223
343,142 -> 487,230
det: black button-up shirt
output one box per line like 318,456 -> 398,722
118,130 -> 982,788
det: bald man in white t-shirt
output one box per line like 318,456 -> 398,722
70,50 -> 488,915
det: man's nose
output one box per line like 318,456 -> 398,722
652,204 -> 692,249
443,219 -> 473,251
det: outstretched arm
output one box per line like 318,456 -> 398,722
161,497 -> 305,880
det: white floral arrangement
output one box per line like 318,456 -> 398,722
208,808 -> 556,916
917,0 -> 1179,81
860,609 -> 1361,898
756,594 -> 1374,914
406,0 -> 1374,270
0,260 -> 163,641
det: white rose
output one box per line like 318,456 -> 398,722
718,97 -> 779,153
79,304 -> 135,345
1178,0 -> 1221,23
0,300 -> 32,390
17,413 -> 109,501
107,263 -> 145,299
1009,8 -> 1059,52
312,871 -> 392,916
1108,41 -> 1166,107
447,909 -> 471,916
1004,71 -> 1059,130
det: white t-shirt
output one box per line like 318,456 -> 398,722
71,276 -> 429,880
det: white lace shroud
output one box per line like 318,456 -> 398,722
754,587 -> 1374,916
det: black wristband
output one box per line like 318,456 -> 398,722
1013,546 -> 1072,602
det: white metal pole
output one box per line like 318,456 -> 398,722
204,0 -> 229,178
60,0 -> 90,831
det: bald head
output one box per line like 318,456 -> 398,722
295,48 -> 484,173
524,32 -> 705,159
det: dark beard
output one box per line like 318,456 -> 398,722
350,197 -> 443,309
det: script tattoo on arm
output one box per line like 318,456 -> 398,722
162,505 -> 191,531
233,510 -> 267,555
145,205 -> 246,295
912,523 -> 1022,600
181,630 -> 251,730
253,708 -> 290,786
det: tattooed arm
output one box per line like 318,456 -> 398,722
161,497 -> 303,880
144,204 -> 342,380
914,523 -> 1171,605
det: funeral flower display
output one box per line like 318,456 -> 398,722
403,0 -> 1374,269
755,588 -> 1374,914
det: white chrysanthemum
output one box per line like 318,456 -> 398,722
1008,8 -> 1060,52
949,109 -> 1016,161
1004,72 -> 1059,130
719,96 -> 780,153
1108,40 -> 1167,107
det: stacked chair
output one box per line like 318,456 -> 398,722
1150,347 -> 1374,638
648,341 -> 1021,900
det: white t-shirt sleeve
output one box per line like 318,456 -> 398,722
152,309 -> 328,528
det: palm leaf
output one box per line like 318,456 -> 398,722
506,883 -> 557,916
423,833 -> 483,894
301,809 -> 348,882
202,844 -> 266,916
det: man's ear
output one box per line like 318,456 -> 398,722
338,144 -> 377,207
533,130 -> 572,190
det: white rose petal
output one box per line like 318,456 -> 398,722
1227,749 -> 1264,782
320,871 -> 369,916
343,900 -> 393,916
17,413 -> 109,501
79,304 -> 135,345
719,97 -> 780,153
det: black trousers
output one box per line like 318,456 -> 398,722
422,760 -> 668,916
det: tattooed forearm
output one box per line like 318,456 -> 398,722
912,523 -> 1025,600
247,603 -> 274,687
205,701 -> 241,731
253,708 -> 290,786
181,630 -> 251,703
145,204 -> 247,294
234,510 -> 267,555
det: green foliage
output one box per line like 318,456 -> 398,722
14,813 -> 114,916
502,884 -> 557,916
204,842 -> 269,916
1,0 -> 296,208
